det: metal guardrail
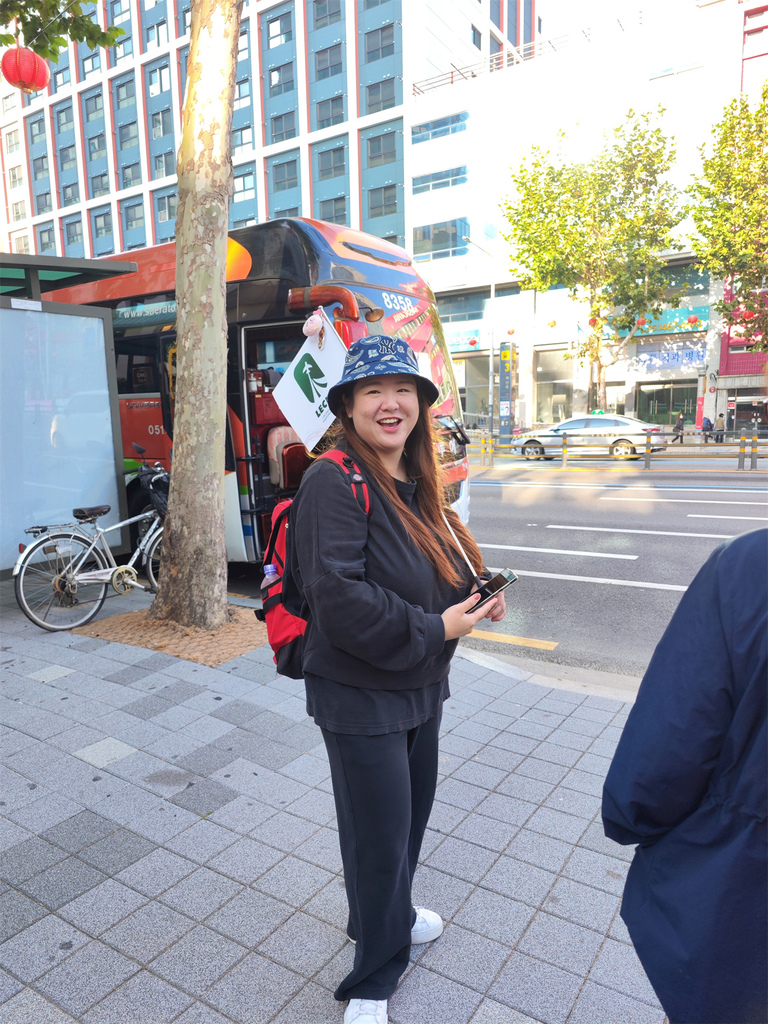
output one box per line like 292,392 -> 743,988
469,432 -> 767,470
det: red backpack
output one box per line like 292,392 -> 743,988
255,450 -> 370,679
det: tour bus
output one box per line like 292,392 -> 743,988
47,217 -> 470,563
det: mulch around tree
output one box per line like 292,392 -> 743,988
71,605 -> 270,668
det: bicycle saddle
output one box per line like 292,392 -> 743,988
73,505 -> 111,522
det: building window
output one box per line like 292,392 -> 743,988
412,112 -> 469,144
233,172 -> 255,201
267,12 -> 292,48
122,162 -> 142,187
437,290 -> 490,323
3,94 -> 17,114
120,122 -> 139,148
271,111 -> 296,143
56,106 -> 74,132
272,208 -> 298,218
157,194 -> 177,221
317,96 -> 343,128
316,44 -> 342,79
148,65 -> 170,96
367,132 -> 396,167
62,183 -> 80,206
491,0 -> 501,28
368,184 -> 397,218
234,78 -> 251,110
154,151 -> 175,177
14,236 -> 30,254
37,192 -> 52,214
112,0 -> 130,24
66,220 -> 83,245
83,52 -> 100,75
94,211 -> 112,237
274,159 -> 298,191
39,227 -> 56,252
115,79 -> 135,108
152,108 -> 173,138
33,156 -> 49,179
91,173 -> 110,197
269,62 -> 294,96
364,0 -> 385,6
413,166 -> 467,193
60,145 -> 77,170
366,79 -> 395,114
125,204 -> 144,229
472,25 -> 481,49
318,146 -> 345,180
29,118 -> 46,143
53,68 -> 70,89
314,0 -> 341,29
233,217 -> 258,227
88,134 -> 107,159
5,129 -> 20,153
231,125 -> 253,153
237,28 -> 248,58
182,7 -> 191,31
12,200 -> 26,222
146,20 -> 168,48
85,93 -> 104,120
8,166 -> 23,189
319,196 -> 346,224
365,24 -> 395,62
413,219 -> 469,261
114,37 -> 133,60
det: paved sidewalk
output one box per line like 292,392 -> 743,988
0,584 -> 665,1024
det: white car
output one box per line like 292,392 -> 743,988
513,414 -> 667,461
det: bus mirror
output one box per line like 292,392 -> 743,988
364,307 -> 385,322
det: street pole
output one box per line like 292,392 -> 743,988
463,236 -> 496,436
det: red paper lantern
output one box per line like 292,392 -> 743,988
588,317 -> 598,327
507,328 -> 515,335
637,317 -> 647,327
687,314 -> 698,324
1,47 -> 50,94
743,310 -> 755,320
469,338 -> 478,346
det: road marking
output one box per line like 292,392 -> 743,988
472,481 -> 767,494
485,566 -> 687,592
469,629 -> 558,650
601,497 -> 768,506
546,525 -> 733,539
687,514 -> 768,521
479,542 -> 638,560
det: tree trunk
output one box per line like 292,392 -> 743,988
596,359 -> 607,412
149,0 -> 242,629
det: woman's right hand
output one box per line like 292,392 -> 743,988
442,592 -> 500,640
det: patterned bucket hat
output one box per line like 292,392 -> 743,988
327,335 -> 439,415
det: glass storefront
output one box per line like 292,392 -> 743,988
636,379 -> 698,426
535,348 -> 572,423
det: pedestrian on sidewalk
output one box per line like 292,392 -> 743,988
714,412 -> 725,443
701,415 -> 713,443
671,412 -> 685,444
291,336 -> 505,1024
602,528 -> 768,1024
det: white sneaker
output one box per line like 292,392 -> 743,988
411,907 -> 443,944
344,998 -> 388,1024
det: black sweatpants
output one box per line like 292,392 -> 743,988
322,713 -> 441,1002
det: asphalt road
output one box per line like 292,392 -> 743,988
463,458 -> 768,677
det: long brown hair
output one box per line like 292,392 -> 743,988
328,384 -> 484,587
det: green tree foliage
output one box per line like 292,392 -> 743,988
501,109 -> 686,410
0,0 -> 122,63
688,82 -> 768,351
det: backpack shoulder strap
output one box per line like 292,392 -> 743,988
317,449 -> 371,516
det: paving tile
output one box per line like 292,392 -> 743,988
468,996 -> 546,1024
160,867 -> 243,922
543,786 -> 602,821
278,753 -> 331,788
35,940 -> 138,1016
121,694 -> 175,720
563,848 -> 628,897
574,752 -> 613,777
481,856 -> 556,908
451,814 -> 517,854
475,793 -> 537,828
173,1003 -> 234,1024
269,981 -> 345,1024
0,966 -> 22,1003
103,665 -> 155,686
284,788 -> 336,826
559,768 -> 604,798
504,830 -> 573,874
301,876 -> 349,931
72,739 -> 137,768
489,951 -> 581,1024
514,759 -> 569,785
473,745 -> 525,773
115,848 -> 196,897
578,821 -> 634,862
0,988 -> 78,1023
524,807 -> 589,845
81,970 -> 194,1023
427,800 -> 469,835
496,773 -> 555,804
0,915 -> 89,981
101,902 -> 193,964
58,878 -> 147,936
208,888 -> 294,947
128,802 -> 199,843
213,761 -> 309,805
41,811 -> 117,854
253,856 -> 334,908
168,779 -> 239,816
439,734 -> 485,759
544,729 -> 594,753
79,830 -> 157,874
0,818 -> 31,854
258,911 -> 346,974
166,820 -> 237,863
6,793 -> 81,834
568,980 -> 665,1024
411,865 -> 475,920
425,836 -> 498,884
205,953 -> 303,1024
292,828 -> 343,873
152,925 -> 247,996
0,891 -> 47,944
19,857 -> 107,911
588,937 -> 660,1005
435,778 -> 489,811
389,963 -> 482,1024
0,837 -> 67,884
171,744 -> 236,778
450,760 -> 508,791
209,699 -> 263,726
454,887 -> 535,948
207,795 -> 275,834
609,909 -> 632,945
542,877 -> 619,933
519,911 -> 602,976
419,923 -> 511,991
251,811 -> 320,852
26,665 -> 75,683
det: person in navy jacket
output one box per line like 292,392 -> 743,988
602,528 -> 767,1024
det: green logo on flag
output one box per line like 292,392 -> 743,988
294,353 -> 327,403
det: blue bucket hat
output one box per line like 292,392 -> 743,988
327,335 -> 439,416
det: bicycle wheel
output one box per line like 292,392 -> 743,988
14,532 -> 109,631
144,528 -> 163,590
